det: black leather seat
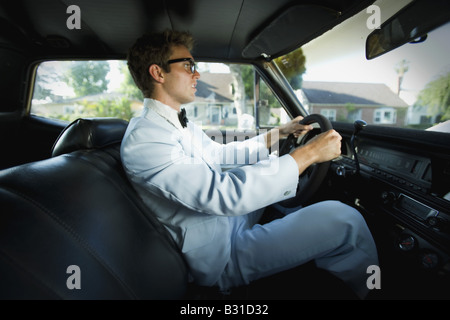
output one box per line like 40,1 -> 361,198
0,118 -> 188,299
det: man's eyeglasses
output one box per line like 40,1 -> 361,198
167,58 -> 197,74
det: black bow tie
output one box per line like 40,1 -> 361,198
178,108 -> 188,128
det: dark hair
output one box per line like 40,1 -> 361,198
127,30 -> 194,98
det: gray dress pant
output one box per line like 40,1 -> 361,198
217,200 -> 379,299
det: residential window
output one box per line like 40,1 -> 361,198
374,108 -> 397,124
208,104 -> 222,125
320,109 -> 336,121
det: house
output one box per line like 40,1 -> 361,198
407,103 -> 441,128
297,81 -> 409,127
185,72 -> 242,128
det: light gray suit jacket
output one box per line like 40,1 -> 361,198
120,99 -> 299,286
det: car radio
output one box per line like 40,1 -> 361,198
395,193 -> 438,221
379,190 -> 450,233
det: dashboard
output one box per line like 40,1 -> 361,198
356,143 -> 450,233
335,138 -> 450,280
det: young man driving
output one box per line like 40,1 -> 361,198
121,30 -> 378,299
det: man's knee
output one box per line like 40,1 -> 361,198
321,200 -> 364,223
312,201 -> 371,241
325,201 -> 377,253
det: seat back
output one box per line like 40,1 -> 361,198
0,118 -> 188,299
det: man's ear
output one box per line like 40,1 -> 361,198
149,64 -> 165,83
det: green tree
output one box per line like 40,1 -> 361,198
79,97 -> 134,121
230,64 -> 282,128
33,79 -> 54,101
65,61 -> 110,96
34,63 -> 64,101
118,61 -> 144,100
274,48 -> 306,90
239,64 -> 254,100
230,64 -> 246,121
417,72 -> 450,121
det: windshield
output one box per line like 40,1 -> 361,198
276,4 -> 449,133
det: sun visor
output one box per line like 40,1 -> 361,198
242,5 -> 340,59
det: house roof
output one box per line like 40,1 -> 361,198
301,81 -> 409,107
195,73 -> 234,103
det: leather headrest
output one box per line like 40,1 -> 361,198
51,118 -> 129,157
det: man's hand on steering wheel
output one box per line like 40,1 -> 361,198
279,115 -> 314,139
290,129 -> 342,168
278,114 -> 341,207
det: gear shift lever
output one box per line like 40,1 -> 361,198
350,120 -> 367,175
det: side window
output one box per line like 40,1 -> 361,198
189,62 -> 289,131
31,61 -> 289,129
31,60 -> 142,122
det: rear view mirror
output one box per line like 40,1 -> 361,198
366,0 -> 450,60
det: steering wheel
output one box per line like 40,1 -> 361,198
279,114 -> 333,207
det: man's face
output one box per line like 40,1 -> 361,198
162,45 -> 200,108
